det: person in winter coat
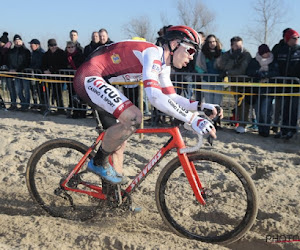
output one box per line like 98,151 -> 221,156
0,32 -> 12,69
28,39 -> 45,109
195,34 -> 224,105
83,31 -> 101,58
42,38 -> 68,113
273,29 -> 300,140
216,36 -> 252,134
65,41 -> 86,118
7,34 -> 31,110
246,44 -> 279,137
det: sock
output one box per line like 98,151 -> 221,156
93,145 -> 110,168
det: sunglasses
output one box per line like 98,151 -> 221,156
49,44 -> 57,47
180,43 -> 196,56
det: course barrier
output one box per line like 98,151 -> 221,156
0,70 -> 299,134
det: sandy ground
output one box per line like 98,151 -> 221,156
0,109 -> 299,250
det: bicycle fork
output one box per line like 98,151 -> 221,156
179,153 -> 206,205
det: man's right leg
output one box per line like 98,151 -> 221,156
82,76 -> 142,184
89,105 -> 142,184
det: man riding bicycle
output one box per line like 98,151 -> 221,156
73,25 -> 222,184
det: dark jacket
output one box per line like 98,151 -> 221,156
246,53 -> 279,93
102,39 -> 113,45
7,45 -> 31,72
0,42 -> 12,67
66,49 -> 85,70
276,43 -> 300,78
83,41 -> 101,58
42,48 -> 68,73
30,47 -> 45,69
75,42 -> 84,53
272,39 -> 285,59
246,56 -> 279,79
216,48 -> 252,76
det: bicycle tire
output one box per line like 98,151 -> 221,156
26,138 -> 100,221
155,151 -> 258,245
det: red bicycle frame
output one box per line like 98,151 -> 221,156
61,127 -> 206,205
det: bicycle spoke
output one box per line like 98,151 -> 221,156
26,139 -> 101,221
156,151 -> 257,244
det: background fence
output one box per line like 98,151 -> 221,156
0,70 -> 299,134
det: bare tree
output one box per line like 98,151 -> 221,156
246,0 -> 287,45
122,16 -> 155,42
176,0 -> 215,33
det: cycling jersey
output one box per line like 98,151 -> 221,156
73,40 -> 198,122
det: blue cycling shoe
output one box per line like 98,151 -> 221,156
87,159 -> 123,184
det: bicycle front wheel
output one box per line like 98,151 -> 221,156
155,151 -> 258,245
26,138 -> 100,221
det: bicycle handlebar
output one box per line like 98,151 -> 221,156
179,123 -> 204,154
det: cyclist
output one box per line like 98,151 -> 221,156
73,25 -> 223,184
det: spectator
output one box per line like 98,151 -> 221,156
42,38 -> 68,113
0,32 -> 12,110
28,39 -> 45,109
98,28 -> 113,45
65,41 -> 86,118
7,34 -> 31,111
195,34 -> 224,105
198,31 -> 206,46
69,30 -> 83,52
83,31 -> 101,58
246,44 -> 279,137
271,28 -> 291,133
66,41 -> 85,69
216,36 -> 252,133
0,32 -> 12,70
272,28 -> 291,59
274,29 -> 300,140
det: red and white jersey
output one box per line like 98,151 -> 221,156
74,40 -> 198,122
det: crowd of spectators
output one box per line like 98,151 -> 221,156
0,27 -> 299,140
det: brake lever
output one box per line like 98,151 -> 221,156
203,105 -> 221,118
207,135 -> 214,146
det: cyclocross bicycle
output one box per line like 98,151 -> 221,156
26,121 -> 258,245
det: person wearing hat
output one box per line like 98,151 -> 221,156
274,29 -> 300,140
7,34 -> 31,111
0,32 -> 12,70
272,28 -> 291,59
41,38 -> 68,114
28,39 -> 45,110
29,39 -> 44,69
246,44 -> 279,137
0,32 -> 11,110
271,28 -> 292,133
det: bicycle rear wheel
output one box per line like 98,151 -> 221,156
26,138 -> 100,221
155,151 -> 258,245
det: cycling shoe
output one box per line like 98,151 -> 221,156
87,159 -> 122,184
